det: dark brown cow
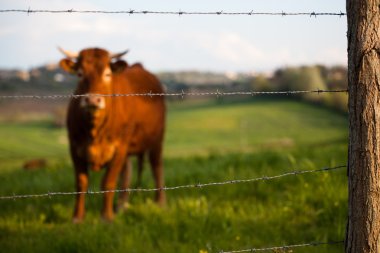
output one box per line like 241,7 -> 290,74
59,47 -> 166,222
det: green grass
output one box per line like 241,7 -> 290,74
166,98 -> 347,157
0,98 -> 348,253
0,120 -> 67,168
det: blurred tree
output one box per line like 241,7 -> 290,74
299,66 -> 327,103
327,66 -> 348,89
273,66 -> 327,101
251,74 -> 272,91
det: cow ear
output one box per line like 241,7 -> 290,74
59,58 -> 76,74
111,60 -> 128,73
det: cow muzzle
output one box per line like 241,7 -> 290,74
80,94 -> 106,111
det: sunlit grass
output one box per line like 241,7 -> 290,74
0,98 -> 348,253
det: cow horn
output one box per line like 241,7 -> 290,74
58,47 -> 79,59
110,50 -> 129,59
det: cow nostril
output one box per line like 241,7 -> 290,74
96,97 -> 102,104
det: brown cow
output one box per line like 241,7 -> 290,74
59,47 -> 166,222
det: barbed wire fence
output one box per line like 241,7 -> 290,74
0,89 -> 348,100
0,163 -> 347,251
221,240 -> 345,253
0,165 -> 346,200
0,6 -> 350,253
0,9 -> 346,17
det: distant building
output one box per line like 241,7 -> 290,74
45,63 -> 58,71
16,71 -> 30,82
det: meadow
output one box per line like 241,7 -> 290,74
0,97 -> 348,253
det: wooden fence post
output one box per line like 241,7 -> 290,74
346,0 -> 380,252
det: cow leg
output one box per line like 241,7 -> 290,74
149,146 -> 166,206
71,149 -> 88,223
101,149 -> 126,221
136,153 -> 144,188
116,158 -> 132,212
73,169 -> 88,223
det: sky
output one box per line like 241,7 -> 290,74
0,0 -> 347,73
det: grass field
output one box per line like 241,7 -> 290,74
0,98 -> 348,253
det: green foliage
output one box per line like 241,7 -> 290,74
272,65 -> 347,112
0,99 -> 348,253
251,74 -> 272,92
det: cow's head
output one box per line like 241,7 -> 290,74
58,47 -> 128,118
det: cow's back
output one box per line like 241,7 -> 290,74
116,63 -> 166,154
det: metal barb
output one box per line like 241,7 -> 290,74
216,89 -> 221,98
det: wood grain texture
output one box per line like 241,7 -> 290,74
346,0 -> 380,252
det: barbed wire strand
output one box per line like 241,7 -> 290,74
0,9 -> 346,17
0,165 -> 346,200
220,240 -> 344,253
0,89 -> 348,100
